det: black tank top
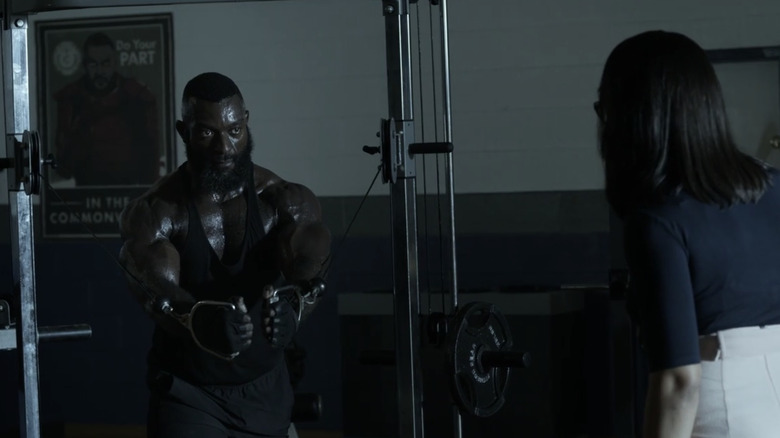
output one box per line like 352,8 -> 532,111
149,167 -> 284,385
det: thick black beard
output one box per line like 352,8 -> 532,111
186,130 -> 255,195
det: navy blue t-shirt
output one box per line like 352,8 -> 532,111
624,168 -> 780,372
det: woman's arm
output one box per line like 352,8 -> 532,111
643,363 -> 701,438
623,212 -> 703,436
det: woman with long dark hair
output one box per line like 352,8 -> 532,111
597,30 -> 780,437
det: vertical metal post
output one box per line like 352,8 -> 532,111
438,0 -> 457,313
435,2 -> 462,436
390,180 -> 423,438
12,190 -> 39,438
383,1 -> 424,437
2,14 -> 41,438
384,0 -> 413,120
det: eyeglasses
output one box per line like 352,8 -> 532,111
593,101 -> 606,122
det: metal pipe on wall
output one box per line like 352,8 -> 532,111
2,12 -> 42,438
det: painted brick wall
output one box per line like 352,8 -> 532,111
0,0 -> 774,205
447,0 -> 780,192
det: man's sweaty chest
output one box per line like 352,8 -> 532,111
194,192 -> 277,261
195,194 -> 248,261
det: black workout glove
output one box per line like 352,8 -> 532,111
190,296 -> 253,357
262,297 -> 298,349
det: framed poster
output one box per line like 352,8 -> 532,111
36,14 -> 175,238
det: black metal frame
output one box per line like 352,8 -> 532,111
706,46 -> 780,64
705,45 -> 780,143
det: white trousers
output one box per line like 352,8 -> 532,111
693,324 -> 780,438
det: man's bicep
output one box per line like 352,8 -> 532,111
273,183 -> 331,280
285,184 -> 330,249
119,199 -> 181,285
121,237 -> 181,286
260,178 -> 321,223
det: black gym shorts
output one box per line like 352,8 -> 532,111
147,361 -> 294,438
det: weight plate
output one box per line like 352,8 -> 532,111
448,301 -> 513,417
23,130 -> 41,195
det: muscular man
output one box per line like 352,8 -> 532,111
54,32 -> 159,186
119,72 -> 331,437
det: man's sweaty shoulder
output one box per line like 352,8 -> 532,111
252,164 -> 322,223
119,167 -> 189,241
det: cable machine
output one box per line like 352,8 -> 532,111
0,1 -> 529,437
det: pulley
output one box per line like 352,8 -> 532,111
23,130 -> 41,195
1,130 -> 56,195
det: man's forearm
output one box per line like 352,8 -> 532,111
281,220 -> 330,281
287,256 -> 326,284
126,275 -> 195,339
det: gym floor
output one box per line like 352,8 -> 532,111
40,424 -> 603,438
0,425 -> 342,438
